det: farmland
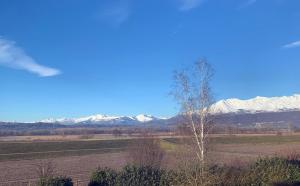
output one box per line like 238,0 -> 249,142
1,133 -> 300,185
0,139 -> 130,161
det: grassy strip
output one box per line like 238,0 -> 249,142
0,139 -> 132,154
164,135 -> 300,144
0,148 -> 125,161
2,135 -> 300,161
0,139 -> 133,161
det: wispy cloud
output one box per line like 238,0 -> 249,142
170,23 -> 184,37
0,38 -> 61,77
178,0 -> 204,11
239,0 -> 257,9
97,0 -> 131,27
244,0 -> 257,6
283,40 -> 300,49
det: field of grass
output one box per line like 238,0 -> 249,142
1,134 -> 300,161
164,134 -> 300,144
211,134 -> 300,144
0,139 -> 132,161
1,134 -> 300,184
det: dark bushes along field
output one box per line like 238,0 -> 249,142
88,157 -> 300,186
38,176 -> 73,186
35,156 -> 300,186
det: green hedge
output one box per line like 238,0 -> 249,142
119,165 -> 166,186
38,176 -> 73,186
89,157 -> 300,186
89,167 -> 118,186
89,166 -> 177,186
210,157 -> 300,186
247,157 -> 300,185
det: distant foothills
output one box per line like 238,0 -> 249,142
2,94 -> 300,131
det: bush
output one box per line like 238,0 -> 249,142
88,157 -> 300,186
118,165 -> 165,186
128,133 -> 165,169
89,165 -> 178,186
89,167 -> 118,186
207,157 -> 300,186
160,169 -> 181,186
38,176 -> 73,186
246,157 -> 300,185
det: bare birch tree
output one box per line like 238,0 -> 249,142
172,58 -> 215,185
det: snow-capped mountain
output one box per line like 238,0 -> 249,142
8,94 -> 300,129
211,94 -> 300,114
40,114 -> 163,125
134,114 -> 157,122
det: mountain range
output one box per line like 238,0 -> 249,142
2,94 -> 300,129
39,114 -> 164,125
211,94 -> 300,114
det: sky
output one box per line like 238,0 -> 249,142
0,0 -> 300,122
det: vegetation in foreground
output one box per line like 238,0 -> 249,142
39,176 -> 73,186
32,156 -> 300,186
40,156 -> 300,186
89,156 -> 300,186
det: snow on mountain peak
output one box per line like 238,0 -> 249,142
134,114 -> 156,122
211,94 -> 300,114
74,114 -> 120,123
39,113 -> 163,124
38,94 -> 300,124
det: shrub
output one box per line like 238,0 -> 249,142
209,165 -> 248,186
207,157 -> 300,186
118,165 -> 164,186
128,132 -> 165,169
89,165 -> 177,186
160,169 -> 181,186
88,157 -> 300,186
38,176 -> 73,186
246,157 -> 300,185
89,167 -> 118,186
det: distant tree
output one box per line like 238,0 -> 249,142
288,123 -> 294,134
176,123 -> 191,136
112,129 -> 122,137
126,129 -> 134,137
276,131 -> 283,136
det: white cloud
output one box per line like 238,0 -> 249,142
97,1 -> 130,27
0,38 -> 61,77
178,0 -> 204,11
244,0 -> 257,6
238,0 -> 258,9
283,40 -> 300,49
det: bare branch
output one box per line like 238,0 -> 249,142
171,58 -> 215,184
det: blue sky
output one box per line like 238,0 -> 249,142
0,0 -> 300,121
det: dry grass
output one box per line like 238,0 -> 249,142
2,133 -> 300,184
0,132 -> 176,142
0,152 -> 128,185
